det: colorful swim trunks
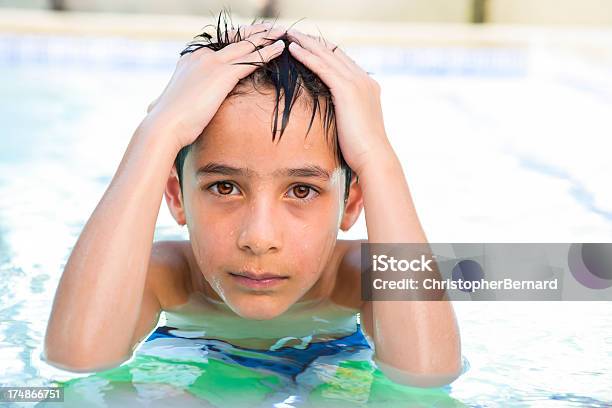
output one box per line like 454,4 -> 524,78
145,324 -> 372,380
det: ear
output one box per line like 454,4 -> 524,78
339,173 -> 363,232
164,164 -> 187,226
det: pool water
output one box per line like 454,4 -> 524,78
1,31 -> 612,407
49,323 -> 469,407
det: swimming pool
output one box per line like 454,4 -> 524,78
1,29 -> 612,407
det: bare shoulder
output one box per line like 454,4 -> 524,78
329,239 -> 368,310
332,239 -> 374,342
148,240 -> 194,310
129,240 -> 194,348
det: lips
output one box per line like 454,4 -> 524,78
229,269 -> 289,289
230,270 -> 288,280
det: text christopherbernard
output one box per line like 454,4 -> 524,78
370,254 -> 559,293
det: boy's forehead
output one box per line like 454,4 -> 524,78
191,92 -> 338,172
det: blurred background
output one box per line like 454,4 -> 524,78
1,1 -> 611,406
2,0 -> 612,24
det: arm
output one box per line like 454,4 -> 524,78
358,151 -> 462,387
286,29 -> 461,387
43,121 -> 179,372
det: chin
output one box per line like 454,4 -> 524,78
230,295 -> 291,320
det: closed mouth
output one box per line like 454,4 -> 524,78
229,272 -> 289,281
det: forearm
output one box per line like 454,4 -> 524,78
359,144 -> 461,384
44,117 -> 179,368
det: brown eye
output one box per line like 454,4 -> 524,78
293,185 -> 310,198
219,183 -> 233,194
209,181 -> 238,196
289,185 -> 318,201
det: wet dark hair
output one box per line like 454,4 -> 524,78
174,9 -> 353,204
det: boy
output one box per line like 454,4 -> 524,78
43,14 -> 461,388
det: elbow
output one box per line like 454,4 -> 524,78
373,356 -> 462,388
42,351 -> 130,373
43,338 -> 130,373
393,370 -> 461,388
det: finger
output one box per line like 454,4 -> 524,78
329,45 -> 365,76
229,39 -> 286,79
286,41 -> 338,88
286,29 -> 351,76
286,29 -> 336,58
217,26 -> 287,61
321,42 -> 359,75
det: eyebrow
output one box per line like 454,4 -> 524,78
195,162 -> 331,181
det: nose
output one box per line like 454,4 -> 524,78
237,197 -> 282,255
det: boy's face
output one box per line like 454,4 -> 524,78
176,90 -> 349,320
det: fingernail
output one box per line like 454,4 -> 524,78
273,39 -> 285,47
